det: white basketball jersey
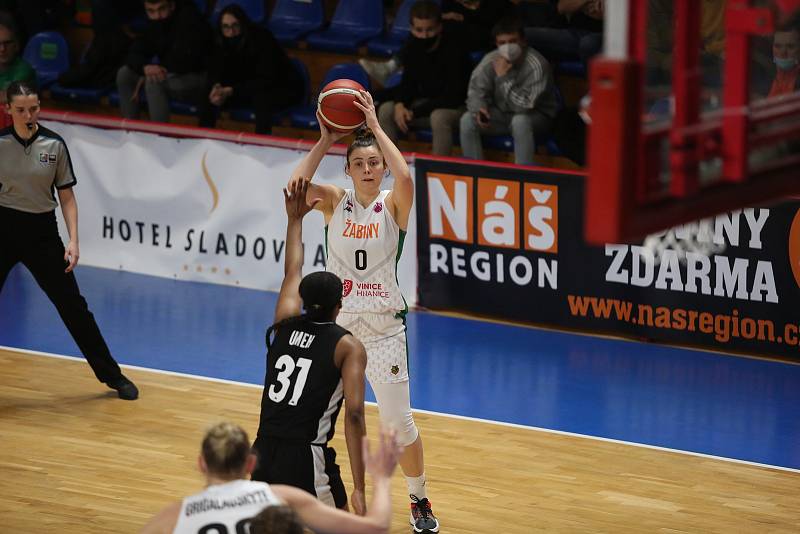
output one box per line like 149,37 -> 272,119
173,479 -> 282,534
326,189 -> 407,315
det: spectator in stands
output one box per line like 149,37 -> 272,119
509,0 -> 563,28
0,11 -> 34,106
0,0 -> 61,46
90,0 -> 145,34
360,0 -> 512,86
375,0 -> 472,156
116,0 -> 213,123
57,3 -> 132,93
460,17 -> 558,166
441,0 -> 515,52
647,0 -> 726,89
523,0 -> 603,70
764,24 -> 800,98
198,4 -> 303,135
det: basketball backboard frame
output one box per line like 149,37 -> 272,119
585,0 -> 800,244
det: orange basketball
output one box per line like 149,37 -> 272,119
317,79 -> 366,133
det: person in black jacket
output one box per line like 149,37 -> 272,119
198,4 -> 304,135
115,0 -> 213,123
375,0 -> 472,156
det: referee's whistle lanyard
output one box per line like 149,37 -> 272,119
20,122 -> 36,155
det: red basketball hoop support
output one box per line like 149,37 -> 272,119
585,0 -> 800,244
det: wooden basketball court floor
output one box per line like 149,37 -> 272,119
1,265 -> 799,533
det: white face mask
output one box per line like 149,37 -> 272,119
498,43 -> 522,63
774,56 -> 798,71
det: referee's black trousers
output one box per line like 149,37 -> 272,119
0,206 -> 123,384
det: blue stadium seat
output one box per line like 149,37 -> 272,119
366,0 -> 415,57
169,100 -> 200,116
383,69 -> 403,90
291,63 -> 371,129
49,42 -> 111,104
49,84 -> 110,104
110,93 -> 198,116
267,0 -> 324,45
228,58 -> 311,124
193,0 -> 206,16
107,90 -> 121,107
306,0 -> 384,53
211,0 -> 266,25
22,32 -> 70,88
555,60 -> 587,78
108,89 -> 147,108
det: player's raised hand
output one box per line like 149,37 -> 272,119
317,110 -> 349,144
353,90 -> 379,131
284,179 -> 320,220
363,428 -> 403,481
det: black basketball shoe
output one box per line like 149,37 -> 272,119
106,375 -> 139,400
410,495 -> 439,533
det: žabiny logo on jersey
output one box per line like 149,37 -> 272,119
425,172 -> 559,289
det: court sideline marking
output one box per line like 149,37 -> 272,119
3,344 -> 798,475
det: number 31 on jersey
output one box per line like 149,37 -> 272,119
268,355 -> 312,406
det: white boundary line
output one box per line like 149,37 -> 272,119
3,345 -> 799,475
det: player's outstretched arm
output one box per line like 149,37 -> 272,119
287,112 -> 347,218
272,430 -> 402,534
274,180 -> 318,322
337,335 -> 368,515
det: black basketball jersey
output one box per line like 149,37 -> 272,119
257,318 -> 351,443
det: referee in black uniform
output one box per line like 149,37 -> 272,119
0,81 -> 138,400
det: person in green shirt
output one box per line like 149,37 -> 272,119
0,12 -> 35,105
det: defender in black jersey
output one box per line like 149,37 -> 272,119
251,180 -> 368,513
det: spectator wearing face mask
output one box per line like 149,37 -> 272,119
459,17 -> 558,166
766,24 -> 800,98
359,0 -> 513,87
441,0 -> 515,52
375,0 -> 472,156
116,0 -> 214,123
198,4 -> 303,135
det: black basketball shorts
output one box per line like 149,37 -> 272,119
250,436 -> 347,509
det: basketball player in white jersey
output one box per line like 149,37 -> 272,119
140,421 -> 402,534
287,91 -> 440,534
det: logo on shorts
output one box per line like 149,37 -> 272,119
391,365 -> 399,375
342,279 -> 353,297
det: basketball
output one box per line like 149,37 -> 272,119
317,79 -> 366,133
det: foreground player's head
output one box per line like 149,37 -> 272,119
199,421 -> 255,481
299,271 -> 343,322
345,127 -> 387,192
250,505 -> 304,534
